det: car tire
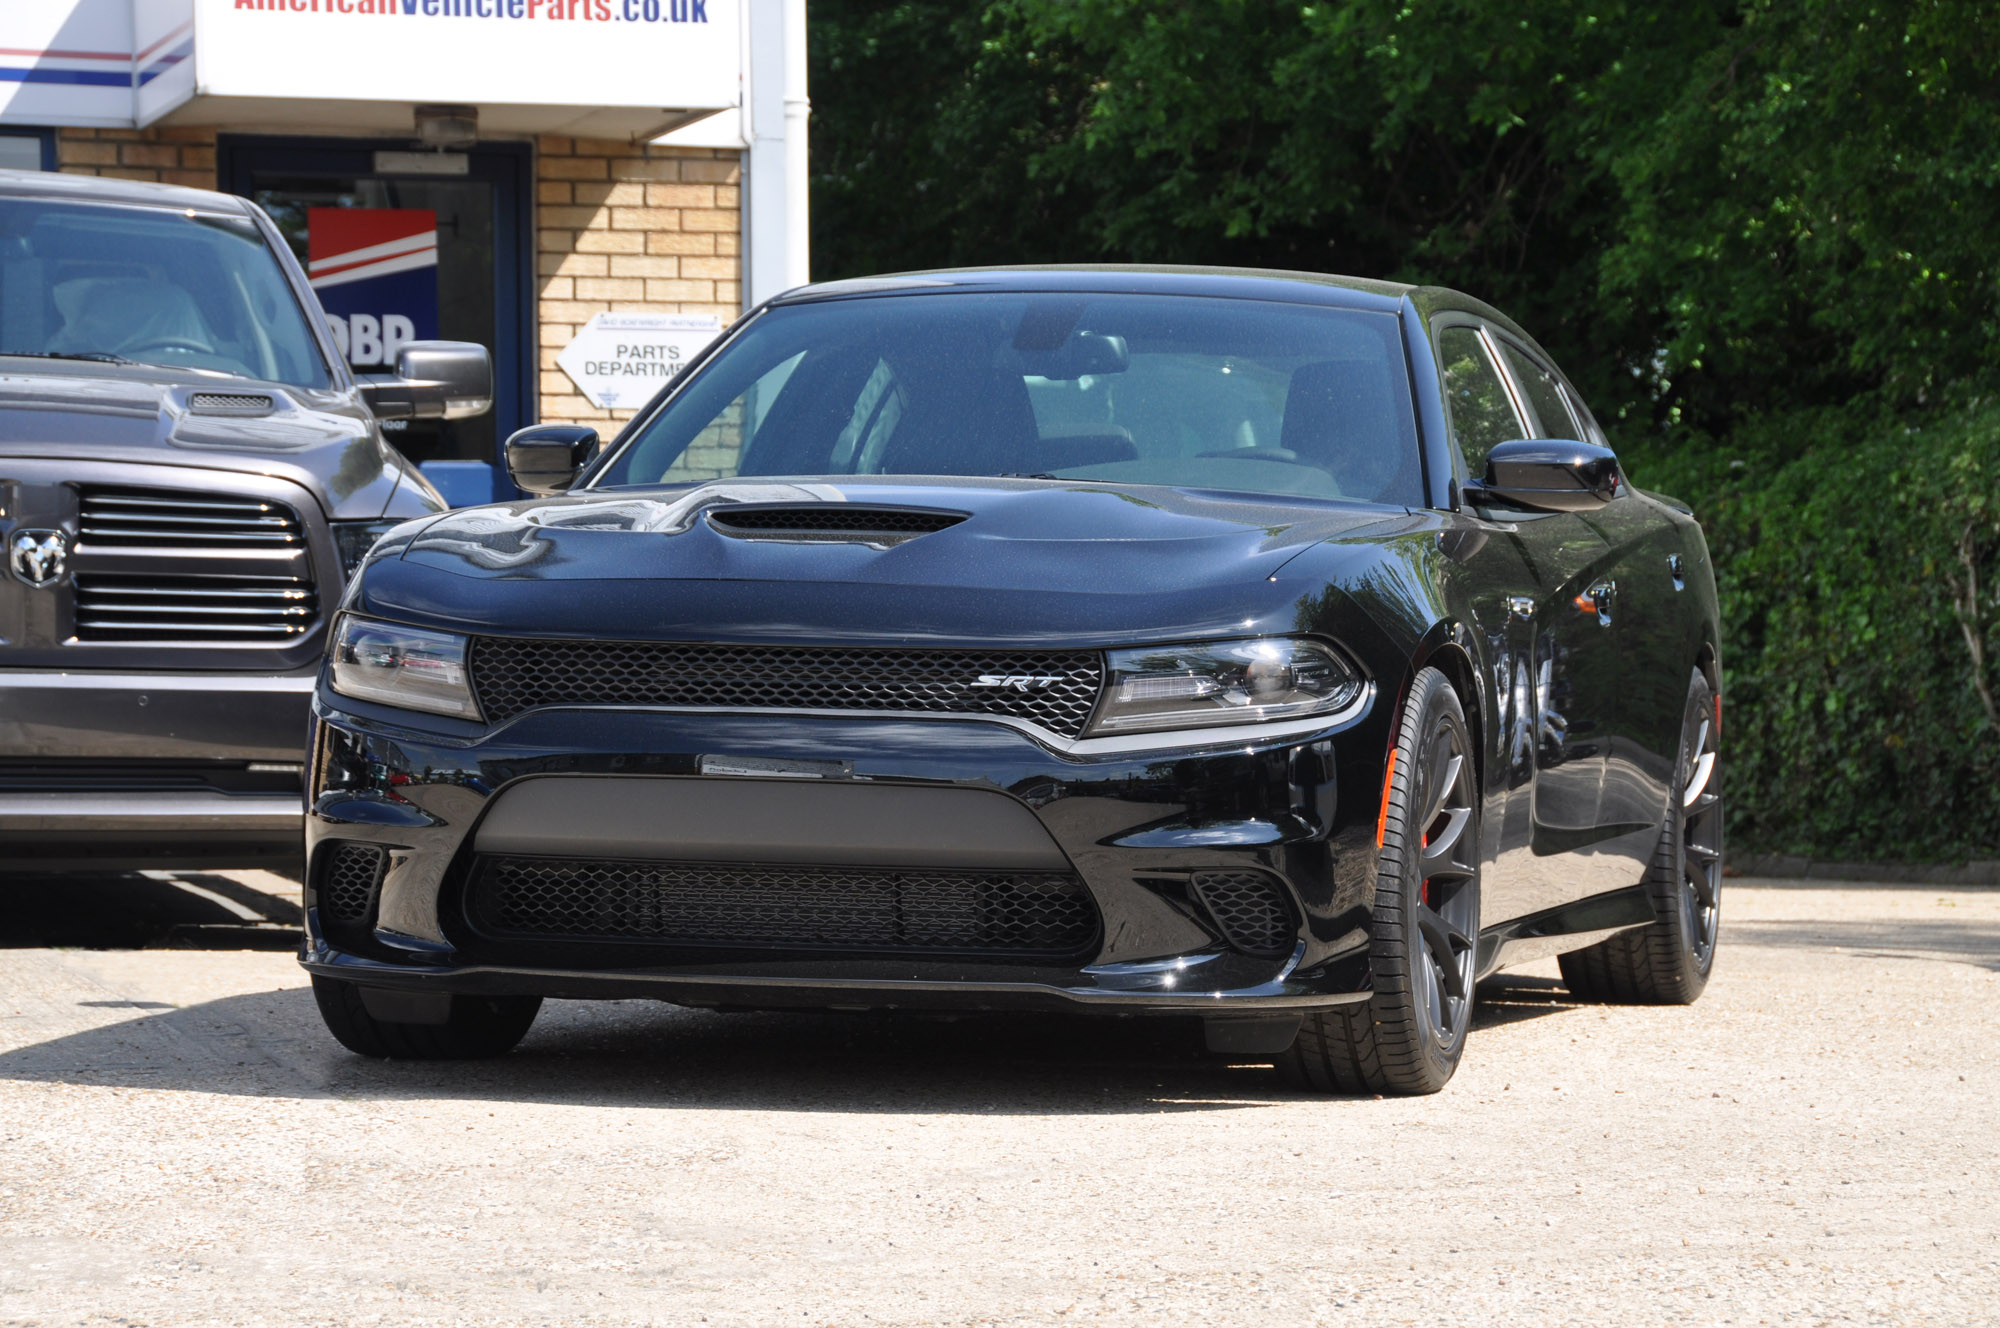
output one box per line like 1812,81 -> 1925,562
1558,667 -> 1722,1004
1276,666 -> 1480,1096
310,976 -> 542,1059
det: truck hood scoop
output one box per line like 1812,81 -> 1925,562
705,504 -> 967,546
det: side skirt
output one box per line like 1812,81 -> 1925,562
1474,884 -> 1654,979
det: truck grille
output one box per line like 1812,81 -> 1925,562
467,856 -> 1100,958
73,574 -> 317,641
469,638 -> 1105,736
79,490 -> 305,548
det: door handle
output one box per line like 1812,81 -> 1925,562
1578,579 -> 1616,626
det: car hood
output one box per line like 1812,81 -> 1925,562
0,360 -> 405,518
361,478 -> 1423,646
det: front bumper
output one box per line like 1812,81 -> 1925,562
0,670 -> 314,869
303,693 -> 1396,1016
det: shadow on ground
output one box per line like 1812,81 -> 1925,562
0,871 -> 300,950
0,975 -> 1590,1115
1725,914 -> 2000,972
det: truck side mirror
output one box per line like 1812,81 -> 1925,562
359,341 -> 493,421
505,424 -> 599,495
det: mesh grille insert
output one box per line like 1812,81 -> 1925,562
1190,870 -> 1297,957
319,843 -> 387,924
707,506 -> 965,541
469,638 -> 1104,735
469,856 -> 1101,958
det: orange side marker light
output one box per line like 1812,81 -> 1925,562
1375,748 -> 1399,848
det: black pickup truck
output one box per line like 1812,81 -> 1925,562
0,168 -> 491,873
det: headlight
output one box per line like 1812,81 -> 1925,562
328,615 -> 480,720
1088,637 -> 1362,735
331,519 -> 403,582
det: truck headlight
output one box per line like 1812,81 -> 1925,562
331,518 -> 403,582
328,615 -> 480,720
1088,637 -> 1362,735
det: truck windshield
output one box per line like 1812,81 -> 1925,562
594,291 -> 1423,506
0,199 -> 332,389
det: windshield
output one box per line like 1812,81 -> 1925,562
594,291 -> 1423,505
0,198 -> 333,388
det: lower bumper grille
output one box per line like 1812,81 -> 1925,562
319,843 -> 387,924
1190,870 -> 1297,958
467,856 -> 1101,958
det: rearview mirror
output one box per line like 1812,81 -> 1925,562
1465,439 -> 1621,513
505,423 -> 599,496
359,341 -> 493,422
1019,331 -> 1130,380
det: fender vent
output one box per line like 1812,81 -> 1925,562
188,392 -> 276,417
706,506 -> 965,545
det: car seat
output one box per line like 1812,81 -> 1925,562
1280,359 -> 1419,503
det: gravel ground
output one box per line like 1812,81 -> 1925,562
0,878 -> 1994,1327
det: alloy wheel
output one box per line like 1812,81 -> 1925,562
1414,720 -> 1479,1046
1680,700 -> 1723,965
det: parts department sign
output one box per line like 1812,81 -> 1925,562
556,313 -> 722,411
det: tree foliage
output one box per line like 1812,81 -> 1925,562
809,0 -> 2000,860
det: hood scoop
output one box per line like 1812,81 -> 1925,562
705,504 -> 967,547
186,391 -> 277,418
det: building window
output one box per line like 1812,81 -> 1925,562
0,130 -> 56,172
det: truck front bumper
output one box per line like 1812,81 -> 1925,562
0,670 -> 314,870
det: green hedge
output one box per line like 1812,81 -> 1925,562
1628,406 -> 2000,862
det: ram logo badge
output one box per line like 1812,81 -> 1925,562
8,529 -> 68,589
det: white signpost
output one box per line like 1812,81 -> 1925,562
555,312 -> 723,412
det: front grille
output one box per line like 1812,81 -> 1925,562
79,489 -> 305,548
318,843 -> 387,924
1190,870 -> 1297,957
73,574 -> 317,641
468,856 -> 1101,958
707,506 -> 965,542
469,638 -> 1105,736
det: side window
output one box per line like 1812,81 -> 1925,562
1436,325 -> 1526,476
1497,341 -> 1579,440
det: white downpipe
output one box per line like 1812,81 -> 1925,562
746,0 -> 810,309
782,0 -> 810,293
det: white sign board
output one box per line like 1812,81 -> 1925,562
191,0 -> 741,115
556,312 -> 722,411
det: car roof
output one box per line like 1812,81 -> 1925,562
773,264 -> 1422,313
0,167 -> 257,217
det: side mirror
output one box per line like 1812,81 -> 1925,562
359,341 -> 493,422
505,423 -> 599,496
1465,439 -> 1621,513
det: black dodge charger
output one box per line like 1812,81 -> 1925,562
305,267 -> 1723,1095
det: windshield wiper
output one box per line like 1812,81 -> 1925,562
0,350 -> 137,365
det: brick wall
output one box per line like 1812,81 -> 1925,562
535,136 -> 742,430
57,127 -> 219,186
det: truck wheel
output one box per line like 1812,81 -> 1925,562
310,976 -> 541,1059
1558,667 -> 1721,1004
1277,667 -> 1480,1095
